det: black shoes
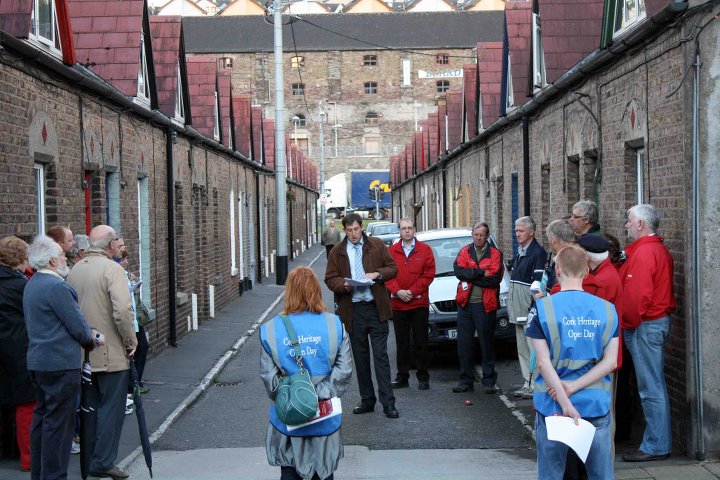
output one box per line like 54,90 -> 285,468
452,383 -> 474,393
352,402 -> 375,414
418,381 -> 430,390
383,405 -> 399,418
391,379 -> 409,389
622,450 -> 670,462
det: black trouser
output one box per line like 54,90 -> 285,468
135,327 -> 149,385
392,308 -> 430,382
325,245 -> 334,258
30,369 -> 80,480
280,466 -> 333,480
90,370 -> 128,472
456,302 -> 497,387
349,302 -> 395,407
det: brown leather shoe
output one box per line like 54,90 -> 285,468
89,467 -> 130,479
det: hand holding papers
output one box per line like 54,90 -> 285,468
344,277 -> 374,287
545,416 -> 597,463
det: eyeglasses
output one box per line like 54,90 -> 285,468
570,214 -> 588,220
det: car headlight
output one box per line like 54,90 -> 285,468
499,292 -> 507,307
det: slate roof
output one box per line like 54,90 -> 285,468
69,0 -> 150,97
446,91 -> 463,150
232,95 -> 252,159
217,71 -> 233,147
539,0 -> 603,84
504,0 -> 532,104
183,11 -> 504,53
477,41 -> 502,128
463,63 -> 478,139
149,15 -> 185,119
185,56 -> 218,138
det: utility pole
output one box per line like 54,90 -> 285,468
272,0 -> 288,285
318,101 -> 326,236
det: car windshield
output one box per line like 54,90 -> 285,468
424,236 -> 471,276
373,224 -> 398,235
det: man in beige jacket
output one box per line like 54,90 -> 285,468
67,225 -> 137,480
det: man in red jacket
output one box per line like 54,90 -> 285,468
452,222 -> 504,394
620,204 -> 676,462
385,218 -> 436,390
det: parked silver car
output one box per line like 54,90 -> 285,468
414,228 -> 513,345
366,222 -> 400,246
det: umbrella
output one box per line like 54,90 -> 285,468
130,358 -> 153,478
79,350 -> 97,480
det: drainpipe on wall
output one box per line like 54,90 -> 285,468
255,172 -> 262,284
522,115 -> 530,216
691,46 -> 705,461
166,127 -> 177,347
441,166 -> 448,228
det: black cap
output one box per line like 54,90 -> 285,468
577,234 -> 610,253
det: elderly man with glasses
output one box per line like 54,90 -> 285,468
569,200 -> 602,237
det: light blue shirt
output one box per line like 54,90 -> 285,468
346,238 -> 374,303
402,239 -> 416,258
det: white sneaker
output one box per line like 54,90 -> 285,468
126,394 -> 134,407
521,386 -> 534,399
513,385 -> 531,398
70,441 -> 80,454
125,404 -> 134,415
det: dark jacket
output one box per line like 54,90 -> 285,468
453,243 -> 504,311
385,239 -> 436,311
324,234 -> 398,332
0,266 -> 35,405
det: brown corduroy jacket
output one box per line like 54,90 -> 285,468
324,234 -> 397,332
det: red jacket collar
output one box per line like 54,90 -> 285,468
625,234 -> 664,256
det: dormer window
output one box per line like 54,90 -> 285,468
213,91 -> 220,141
532,13 -> 546,91
612,0 -> 646,36
505,54 -> 514,111
137,33 -> 151,103
175,63 -> 185,122
31,0 -> 61,53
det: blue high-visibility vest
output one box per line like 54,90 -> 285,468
533,291 -> 617,418
260,311 -> 343,436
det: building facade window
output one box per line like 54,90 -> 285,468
137,177 -> 152,304
436,53 -> 449,65
175,63 -> 185,121
402,59 -> 411,86
364,137 -> 380,155
230,189 -> 237,276
635,146 -> 645,204
292,114 -> 307,127
105,171 -> 120,232
213,91 -> 220,141
34,163 -> 46,235
532,13 -> 546,90
218,57 -> 233,69
31,0 -> 61,52
364,81 -> 377,95
365,112 -> 379,126
363,54 -> 377,66
291,56 -> 304,69
292,83 -> 305,96
436,80 -> 450,93
613,0 -> 646,36
137,33 -> 150,103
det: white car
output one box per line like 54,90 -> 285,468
413,228 -> 513,345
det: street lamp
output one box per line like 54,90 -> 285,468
291,115 -> 300,179
318,103 -> 326,235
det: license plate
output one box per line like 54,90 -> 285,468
447,329 -> 457,339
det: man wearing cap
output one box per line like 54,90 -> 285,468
620,204 -> 675,462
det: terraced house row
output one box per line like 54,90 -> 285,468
0,1 -> 319,353
388,0 -> 720,459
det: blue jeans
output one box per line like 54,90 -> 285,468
535,412 -> 614,480
623,316 -> 672,455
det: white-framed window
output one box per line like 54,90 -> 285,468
613,0 -> 646,37
292,83 -> 305,96
402,60 -> 411,86
230,189 -> 237,276
436,53 -> 450,65
213,91 -> 220,141
635,147 -> 645,204
364,81 -> 377,95
137,33 -> 151,103
137,177 -> 151,305
505,54 -> 515,111
291,114 -> 307,127
532,13 -> 546,91
436,80 -> 450,93
218,57 -> 233,69
31,0 -> 61,53
105,171 -> 120,232
365,112 -> 379,126
34,163 -> 46,235
175,63 -> 185,122
363,54 -> 377,66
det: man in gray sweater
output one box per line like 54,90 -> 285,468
24,235 -> 103,480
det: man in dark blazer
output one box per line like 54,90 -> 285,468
325,213 -> 399,418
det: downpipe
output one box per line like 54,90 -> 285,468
166,127 -> 178,347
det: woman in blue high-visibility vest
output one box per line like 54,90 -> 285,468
260,267 -> 353,480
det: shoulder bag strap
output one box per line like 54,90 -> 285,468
280,314 -> 307,372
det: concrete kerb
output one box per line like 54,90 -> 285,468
118,248 -> 326,471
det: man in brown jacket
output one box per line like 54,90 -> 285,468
67,225 -> 137,480
325,213 -> 399,418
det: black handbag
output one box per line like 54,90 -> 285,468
274,315 -> 319,426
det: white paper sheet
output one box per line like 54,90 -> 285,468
545,416 -> 597,463
344,278 -> 374,287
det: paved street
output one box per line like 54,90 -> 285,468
1,244 -> 717,479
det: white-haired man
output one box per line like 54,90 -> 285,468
67,225 -> 137,479
620,204 -> 675,462
569,200 -> 601,237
